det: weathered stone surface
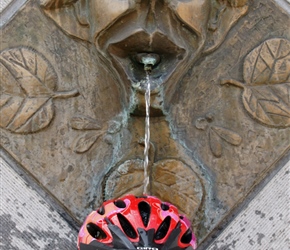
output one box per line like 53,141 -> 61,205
0,157 -> 78,249
0,0 -> 11,12
207,159 -> 290,250
0,0 -> 289,244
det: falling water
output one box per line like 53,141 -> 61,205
137,53 -> 159,195
143,71 -> 151,195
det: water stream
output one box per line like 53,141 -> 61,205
139,54 -> 158,195
143,71 -> 151,194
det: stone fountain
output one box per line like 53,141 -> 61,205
1,0 -> 289,244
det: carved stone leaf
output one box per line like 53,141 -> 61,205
242,83 -> 290,127
0,81 -> 53,134
151,159 -> 203,221
211,126 -> 242,146
70,115 -> 101,130
14,99 -> 54,133
0,97 -> 54,133
0,47 -> 57,97
243,38 -> 290,85
209,128 -> 223,158
0,47 -> 78,133
208,126 -> 242,157
104,159 -> 145,199
73,130 -> 103,153
222,38 -> 290,127
104,159 -> 203,221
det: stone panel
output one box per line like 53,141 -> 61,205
0,0 -> 289,244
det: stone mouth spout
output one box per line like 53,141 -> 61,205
107,31 -> 186,91
134,52 -> 161,72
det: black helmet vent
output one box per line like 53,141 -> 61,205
138,201 -> 151,227
161,203 -> 169,211
154,216 -> 171,240
97,206 -> 105,215
117,213 -> 138,239
86,223 -> 107,239
114,199 -> 126,208
181,228 -> 193,244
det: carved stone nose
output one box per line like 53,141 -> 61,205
141,0 -> 165,34
144,2 -> 157,33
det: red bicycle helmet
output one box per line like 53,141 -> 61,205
78,194 -> 197,250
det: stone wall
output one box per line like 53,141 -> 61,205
1,0 -> 289,246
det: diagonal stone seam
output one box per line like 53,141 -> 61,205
199,149 -> 290,249
0,148 -> 80,219
0,153 -> 79,249
0,0 -> 28,27
206,159 -> 290,249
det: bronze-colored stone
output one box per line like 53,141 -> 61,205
0,47 -> 79,133
1,0 -> 289,244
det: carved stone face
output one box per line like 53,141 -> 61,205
41,0 -> 248,97
91,0 -> 211,92
88,0 -> 210,39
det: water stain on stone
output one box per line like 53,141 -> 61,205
0,213 -> 77,249
249,239 -> 255,245
255,210 -> 265,218
257,233 -> 265,245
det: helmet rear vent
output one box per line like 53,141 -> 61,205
161,203 -> 169,211
154,216 -> 171,240
181,228 -> 193,244
138,201 -> 151,227
97,206 -> 105,215
86,223 -> 107,239
114,199 -> 126,208
117,213 -> 138,239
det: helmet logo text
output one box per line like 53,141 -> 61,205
137,247 -> 159,250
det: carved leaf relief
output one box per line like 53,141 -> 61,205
242,84 -> 290,127
0,47 -> 78,133
222,38 -> 290,127
195,116 -> 242,158
209,126 -> 242,158
211,126 -> 242,146
70,115 -> 123,153
70,115 -> 102,130
73,130 -> 104,153
209,128 -> 223,158
104,159 -> 203,221
70,115 -> 104,153
104,159 -> 145,199
151,159 -> 203,220
243,38 -> 290,85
